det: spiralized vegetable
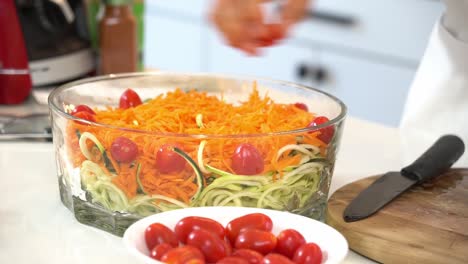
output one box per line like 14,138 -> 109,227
68,87 -> 332,216
78,135 -> 326,215
194,145 -> 324,209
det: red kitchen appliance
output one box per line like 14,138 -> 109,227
0,0 -> 95,105
0,0 -> 32,104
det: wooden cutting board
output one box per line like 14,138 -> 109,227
327,169 -> 468,264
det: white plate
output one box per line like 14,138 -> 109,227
123,207 -> 348,264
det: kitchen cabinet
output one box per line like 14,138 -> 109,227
294,0 -> 444,62
144,15 -> 204,72
317,52 -> 415,126
208,33 -> 319,86
143,0 -> 444,127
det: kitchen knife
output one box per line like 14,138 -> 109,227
343,134 -> 465,222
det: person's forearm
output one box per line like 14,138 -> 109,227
442,0 -> 468,42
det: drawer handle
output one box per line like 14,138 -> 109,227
306,10 -> 356,27
297,64 -> 328,84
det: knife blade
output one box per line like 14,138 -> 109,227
343,134 -> 465,222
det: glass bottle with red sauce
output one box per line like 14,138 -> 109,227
99,0 -> 137,74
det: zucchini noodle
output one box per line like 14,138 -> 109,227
74,131 -> 328,217
276,144 -> 320,160
128,195 -> 188,216
197,140 -> 209,174
196,113 -> 204,128
80,160 -> 188,213
192,143 -> 325,211
90,180 -> 129,211
79,132 -> 104,160
80,160 -> 128,211
194,160 -> 323,210
80,160 -> 109,189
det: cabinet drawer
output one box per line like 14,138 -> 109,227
293,0 -> 443,62
316,51 -> 415,126
144,16 -> 203,72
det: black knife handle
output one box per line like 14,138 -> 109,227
401,135 -> 465,182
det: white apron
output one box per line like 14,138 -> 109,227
400,0 -> 468,166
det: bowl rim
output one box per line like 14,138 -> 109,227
48,71 -> 347,139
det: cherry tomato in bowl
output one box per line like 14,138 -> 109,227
275,229 -> 306,258
307,116 -> 335,144
218,256 -> 250,264
71,104 -> 95,115
145,223 -> 178,250
110,137 -> 138,163
122,207 -> 348,264
231,143 -> 264,175
119,88 -> 142,109
186,229 -> 230,263
226,213 -> 273,244
232,249 -> 263,264
174,216 -> 225,243
293,243 -> 323,264
72,111 -> 96,123
160,245 -> 205,264
235,229 -> 277,255
156,144 -> 186,174
293,103 -> 308,112
150,243 -> 173,261
263,253 -> 295,264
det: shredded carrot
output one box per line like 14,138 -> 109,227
66,86 -> 332,203
275,154 -> 303,173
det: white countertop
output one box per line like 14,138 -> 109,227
0,116 -> 403,264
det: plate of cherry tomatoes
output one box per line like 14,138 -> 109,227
123,207 -> 348,264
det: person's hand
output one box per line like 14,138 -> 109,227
210,0 -> 309,55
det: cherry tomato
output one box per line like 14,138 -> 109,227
150,243 -> 173,261
186,229 -> 230,263
275,229 -> 306,258
257,38 -> 275,47
223,239 -> 233,256
156,144 -> 186,174
161,245 -> 205,264
231,143 -> 264,175
174,216 -> 225,243
267,24 -> 286,40
262,253 -> 295,264
232,249 -> 263,264
258,24 -> 286,47
71,104 -> 95,115
145,223 -> 178,251
307,116 -> 335,144
72,111 -> 96,123
217,257 -> 250,264
226,213 -> 273,244
119,88 -> 142,109
235,229 -> 277,255
292,243 -> 323,264
293,103 -> 308,112
110,137 -> 138,163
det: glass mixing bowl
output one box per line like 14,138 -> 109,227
48,72 -> 346,236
